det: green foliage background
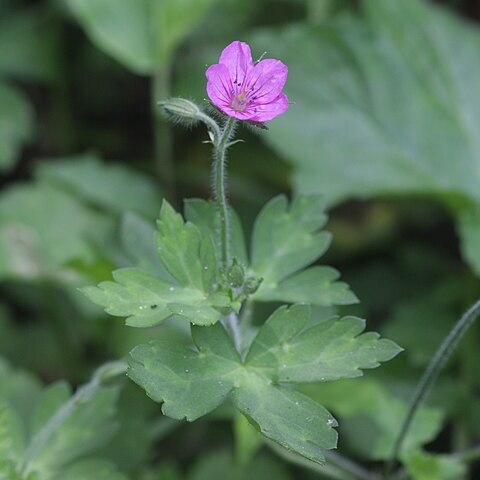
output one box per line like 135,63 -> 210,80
0,0 -> 479,478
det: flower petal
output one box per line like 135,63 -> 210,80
219,107 -> 255,120
206,63 -> 232,111
248,92 -> 289,122
246,59 -> 288,104
219,41 -> 254,86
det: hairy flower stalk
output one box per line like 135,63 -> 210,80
212,116 -> 236,270
205,40 -> 289,266
204,40 -> 289,349
159,41 -> 289,350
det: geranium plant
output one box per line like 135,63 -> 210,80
82,40 -> 402,466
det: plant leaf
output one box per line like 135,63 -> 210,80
251,195 -> 357,306
0,183 -> 107,280
255,266 -> 358,306
246,305 -> 400,382
68,0 -> 217,73
128,304 -> 401,463
62,460 -> 128,480
119,212 -> 173,280
0,401 -> 24,466
0,5 -> 60,83
157,0 -> 218,66
82,268 -> 221,327
251,195 -> 330,282
184,198 -> 248,267
303,378 -> 443,460
156,201 -> 212,291
25,385 -> 119,478
188,449 -> 291,480
0,81 -> 33,172
37,154 -> 162,220
458,205 -> 480,277
403,450 -> 466,480
67,0 -> 154,74
252,0 -> 480,275
83,200 -> 230,327
0,362 -> 123,480
30,382 -> 71,436
0,357 -> 41,421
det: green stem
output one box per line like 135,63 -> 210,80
385,298 -> 480,478
211,116 -> 238,349
266,440 -> 376,480
213,117 -> 236,269
227,312 -> 241,351
20,360 -> 127,475
152,66 -> 177,204
326,451 -> 379,480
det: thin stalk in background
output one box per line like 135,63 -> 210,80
453,280 -> 480,462
267,440 -> 377,480
152,66 -> 177,205
385,298 -> 480,478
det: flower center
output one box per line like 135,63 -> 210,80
230,92 -> 249,112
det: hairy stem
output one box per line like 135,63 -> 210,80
212,116 -> 236,269
385,298 -> 480,478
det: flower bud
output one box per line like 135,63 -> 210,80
158,98 -> 202,126
244,276 -> 263,295
227,258 -> 245,288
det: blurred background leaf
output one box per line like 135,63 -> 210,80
0,4 -> 60,83
67,0 -> 219,73
0,82 -> 33,172
250,0 -> 480,275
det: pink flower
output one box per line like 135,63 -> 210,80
206,41 -> 289,123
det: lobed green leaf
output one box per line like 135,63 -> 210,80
128,304 -> 401,463
250,195 -> 358,306
184,198 -> 248,267
83,200 -> 231,327
184,196 -> 357,308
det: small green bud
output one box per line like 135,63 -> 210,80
158,98 -> 202,125
227,259 -> 245,288
244,276 -> 263,295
